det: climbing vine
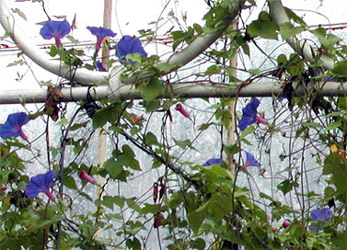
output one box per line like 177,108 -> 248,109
0,0 -> 346,249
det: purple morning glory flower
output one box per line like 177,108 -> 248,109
40,20 -> 71,46
87,26 -> 116,52
309,208 -> 333,231
244,152 -> 261,168
115,35 -> 147,64
238,98 -> 268,131
202,158 -> 222,167
25,170 -> 56,200
0,112 -> 29,140
96,61 -> 107,72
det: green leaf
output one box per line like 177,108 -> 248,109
326,119 -> 342,130
279,22 -> 304,40
144,132 -> 158,145
141,203 -> 161,214
223,144 -> 240,155
188,202 -> 209,234
240,125 -> 256,138
323,153 -> 341,175
103,158 -> 123,179
126,237 -> 141,250
118,145 -> 141,171
331,60 -> 347,78
332,230 -> 347,250
100,196 -> 125,210
143,99 -> 161,112
284,7 -> 307,26
277,179 -> 299,195
198,122 -> 213,131
173,138 -> 195,150
241,42 -> 250,56
142,77 -> 164,102
92,102 -> 123,128
247,12 -> 277,40
312,28 -> 342,49
64,175 -> 77,190
302,122 -> 321,128
277,54 -> 287,65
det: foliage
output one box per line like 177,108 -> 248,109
0,0 -> 346,249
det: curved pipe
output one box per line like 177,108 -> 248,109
0,0 -> 246,87
268,0 -> 334,70
0,0 -> 109,85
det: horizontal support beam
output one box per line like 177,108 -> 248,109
0,81 -> 345,104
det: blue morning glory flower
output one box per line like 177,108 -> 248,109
244,152 -> 261,167
87,26 -> 116,52
238,98 -> 268,131
40,20 -> 71,46
115,35 -> 147,64
202,158 -> 222,167
311,208 -> 333,222
96,61 -> 107,72
0,112 -> 29,140
25,170 -> 56,200
309,208 -> 333,231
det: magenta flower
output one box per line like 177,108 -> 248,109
0,112 -> 29,140
87,26 -> 116,53
243,152 -> 261,168
175,104 -> 190,118
282,220 -> 291,228
25,171 -> 56,201
79,171 -> 96,184
238,98 -> 268,131
309,208 -> 333,232
115,35 -> 147,64
40,20 -> 71,46
202,158 -> 222,167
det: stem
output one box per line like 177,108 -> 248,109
55,107 -> 81,250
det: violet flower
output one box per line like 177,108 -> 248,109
96,61 -> 107,72
79,171 -> 96,184
25,170 -> 56,201
202,158 -> 222,167
0,112 -> 29,140
40,20 -> 71,47
115,35 -> 147,64
238,98 -> 268,131
87,26 -> 116,53
175,104 -> 190,118
243,152 -> 261,168
309,208 -> 333,232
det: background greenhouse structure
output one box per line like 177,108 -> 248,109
0,0 -> 346,249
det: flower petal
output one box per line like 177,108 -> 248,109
25,182 -> 41,198
87,26 -> 116,38
311,208 -> 333,222
115,35 -> 147,64
238,99 -> 260,131
244,152 -> 261,167
202,158 -> 222,167
25,171 -> 56,198
0,112 -> 29,139
40,20 -> 71,40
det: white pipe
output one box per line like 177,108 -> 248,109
0,0 -> 246,87
0,0 -> 109,85
268,0 -> 334,70
0,81 -> 345,104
